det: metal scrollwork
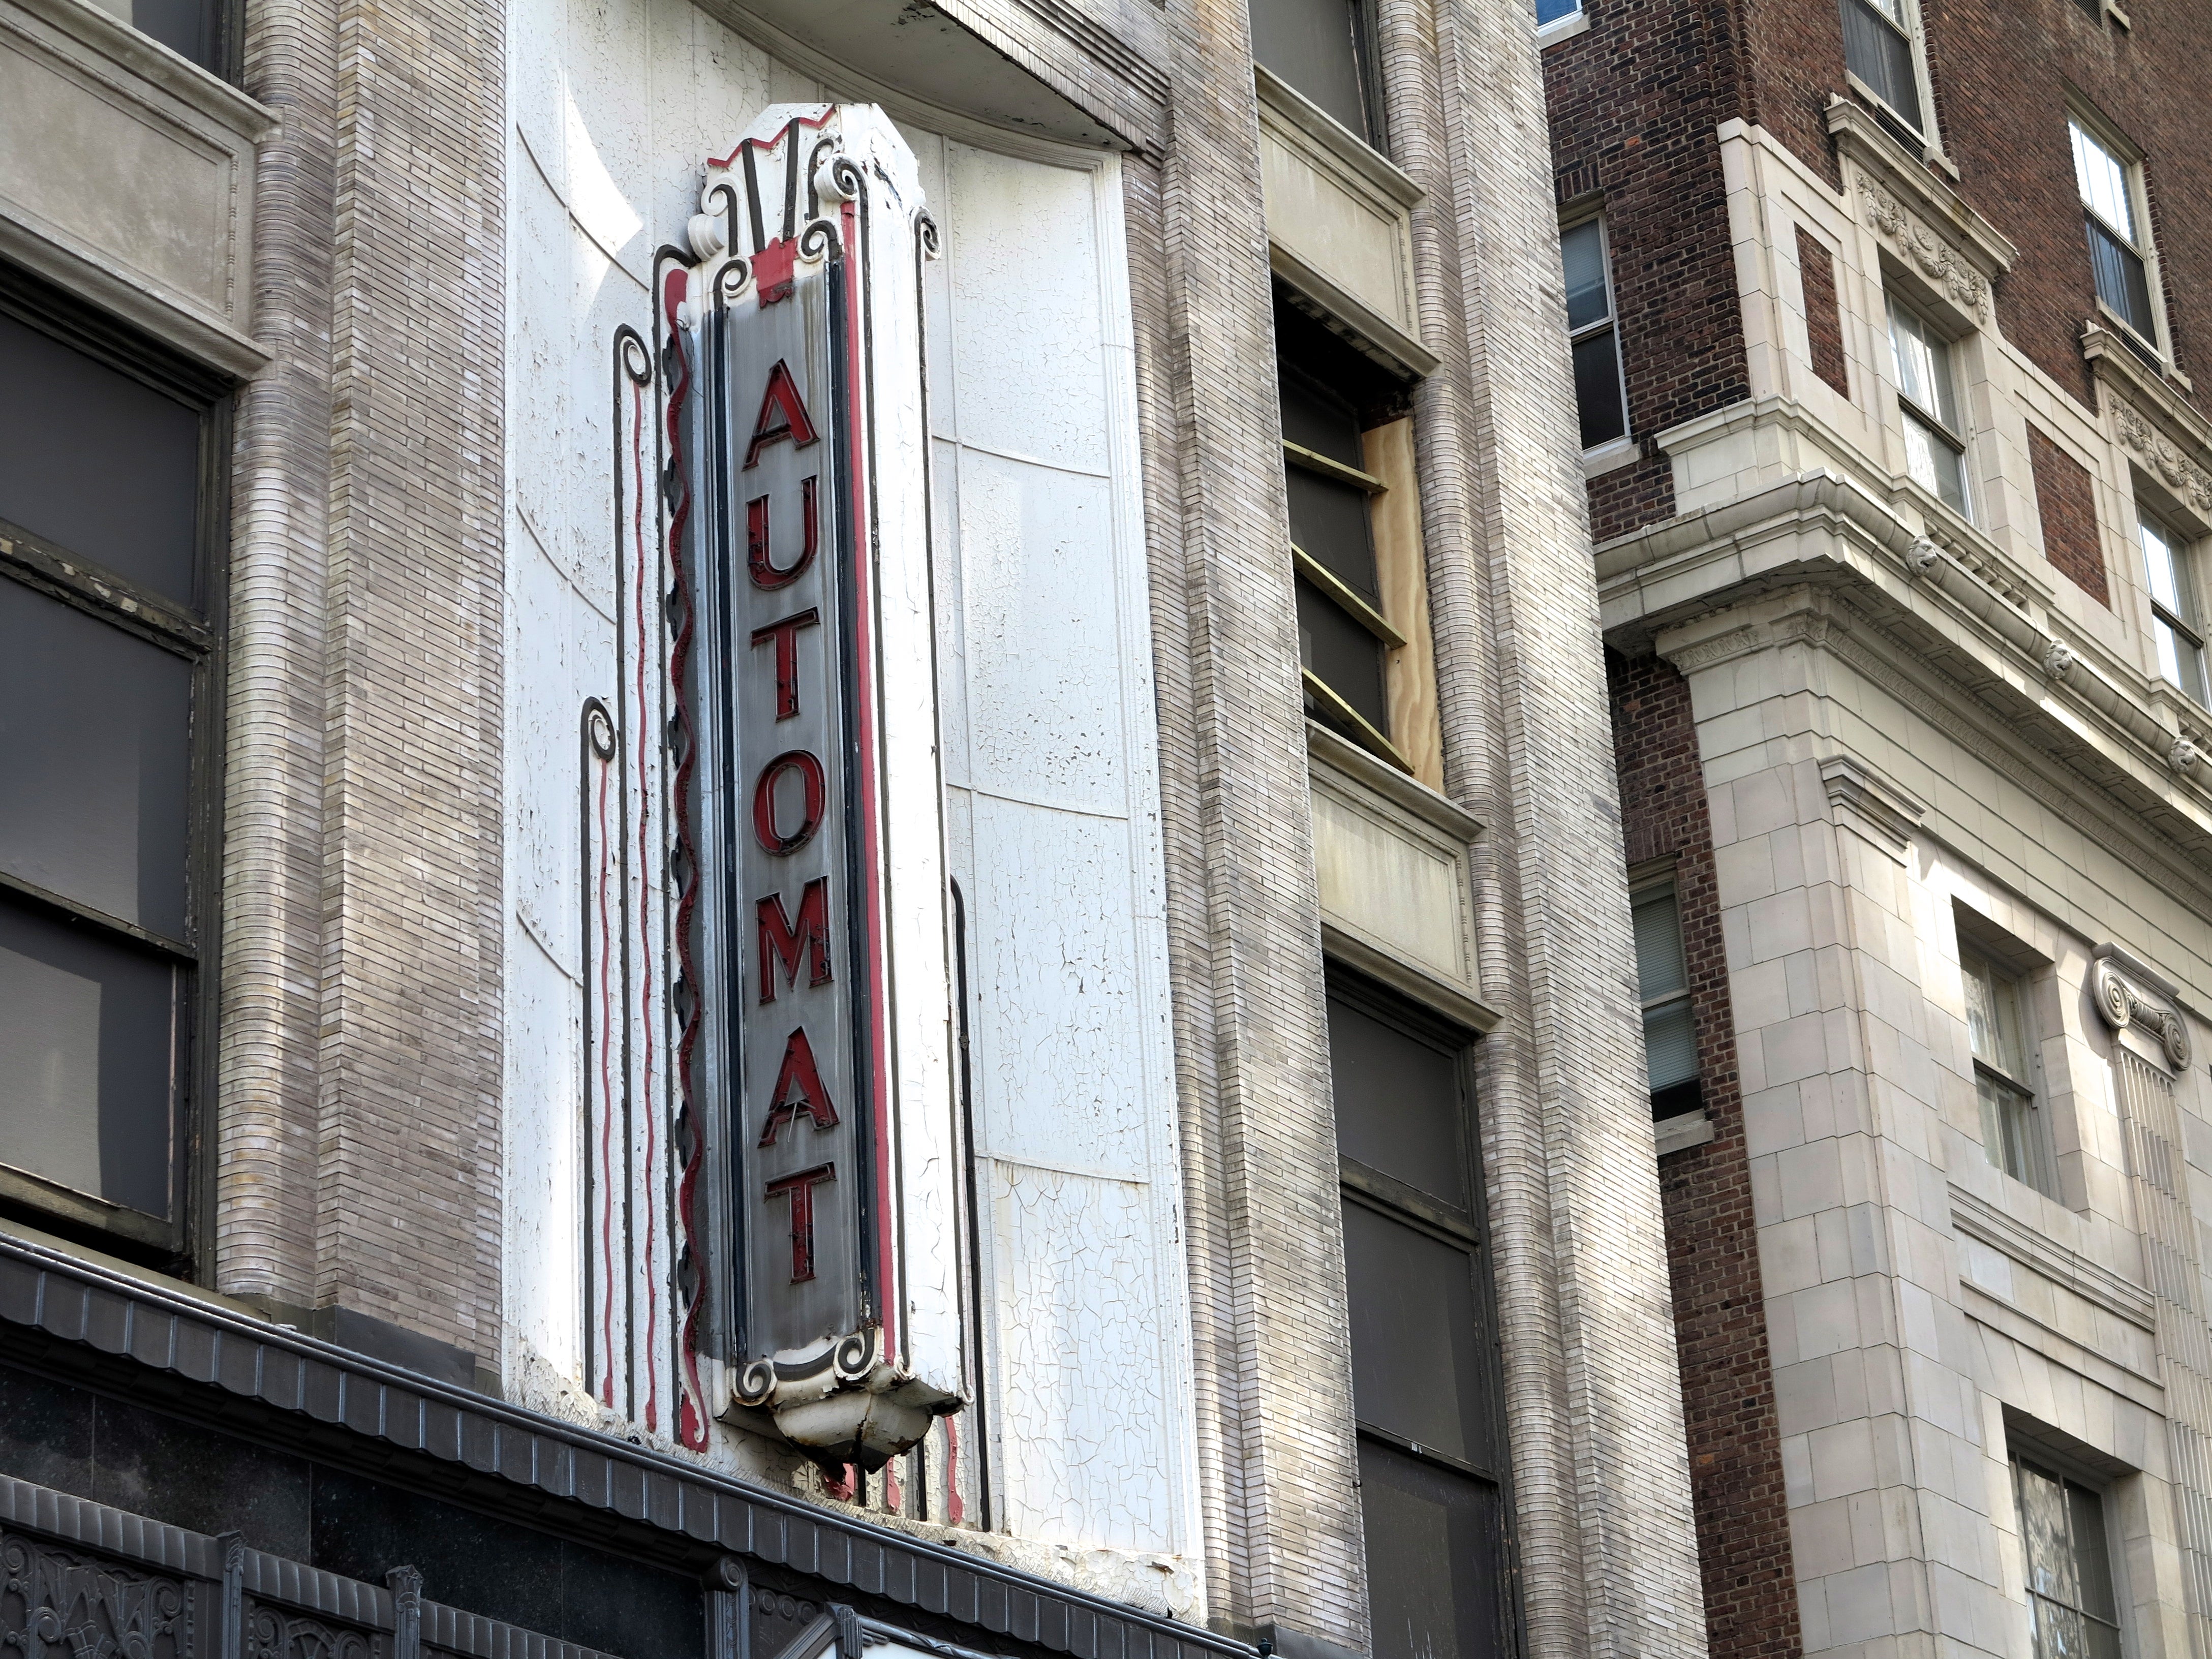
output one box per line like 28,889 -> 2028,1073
1,1529 -> 192,1659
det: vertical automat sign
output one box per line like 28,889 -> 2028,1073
669,105 -> 965,1468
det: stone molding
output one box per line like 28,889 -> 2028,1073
1818,753 -> 1926,853
2091,945 -> 2193,1071
1857,178 -> 1990,323
1650,579 -> 2212,923
1825,97 -> 2014,278
2106,382 -> 2212,524
1949,1184 -> 2158,1333
1600,465 -> 2212,810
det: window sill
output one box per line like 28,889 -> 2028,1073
1654,1110 -> 1714,1157
2090,300 -> 2188,389
1537,9 -> 1589,47
1582,434 -> 1640,478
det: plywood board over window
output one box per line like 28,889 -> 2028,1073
1362,416 -> 1442,789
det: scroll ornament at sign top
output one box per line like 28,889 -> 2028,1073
665,104 -> 965,1469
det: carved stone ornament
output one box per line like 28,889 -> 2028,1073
1863,182 -> 1990,322
2172,733 -> 2203,776
1904,536 -> 1945,576
2042,641 -> 2077,682
2113,400 -> 2212,518
2091,953 -> 2192,1069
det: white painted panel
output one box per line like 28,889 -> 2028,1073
968,794 -> 1150,1178
955,451 -> 1128,815
943,143 -> 1109,475
990,1163 -> 1179,1550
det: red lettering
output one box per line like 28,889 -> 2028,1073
744,359 -> 819,469
752,750 -> 827,854
745,476 -> 818,589
758,1027 -> 840,1145
757,878 -> 833,1003
764,1162 -> 835,1282
752,238 -> 797,306
750,608 -> 821,719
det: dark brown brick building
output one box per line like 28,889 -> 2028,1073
1540,2 -> 2212,1659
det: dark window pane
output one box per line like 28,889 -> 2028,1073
0,311 -> 202,606
1359,1438 -> 1506,1659
1840,0 -> 1922,130
1249,0 -> 1370,139
1560,221 -> 1611,332
1534,0 -> 1578,20
128,0 -> 219,68
1287,468 -> 1379,599
1343,1202 -> 1489,1459
2068,1482 -> 2118,1622
1572,329 -> 1627,449
1280,371 -> 1369,471
0,578 -> 193,938
0,890 -> 180,1218
2086,219 -> 2156,339
1327,993 -> 1466,1206
1297,577 -> 1388,733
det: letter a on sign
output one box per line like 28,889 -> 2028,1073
757,1026 -> 839,1146
744,359 -> 818,469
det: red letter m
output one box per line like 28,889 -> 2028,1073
757,877 -> 832,1003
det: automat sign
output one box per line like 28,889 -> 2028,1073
668,105 -> 964,1467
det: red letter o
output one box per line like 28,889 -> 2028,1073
753,750 -> 827,854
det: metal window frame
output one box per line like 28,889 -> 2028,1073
1840,0 -> 1941,151
0,260 -> 230,1273
1559,211 -> 1631,453
1956,937 -> 2058,1197
1323,962 -> 1524,1659
1883,287 -> 1976,518
1278,360 -> 1405,769
2011,1451 -> 2130,1659
2067,105 -> 2172,362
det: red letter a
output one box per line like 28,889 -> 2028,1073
744,359 -> 819,469
757,1027 -> 840,1146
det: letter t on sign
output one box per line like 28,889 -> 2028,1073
765,1163 -> 836,1282
750,608 -> 821,720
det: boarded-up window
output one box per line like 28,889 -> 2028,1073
2028,426 -> 2109,606
1796,228 -> 1850,397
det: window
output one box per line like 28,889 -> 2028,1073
1279,304 -> 1406,762
2140,512 -> 2207,705
1560,219 -> 1628,453
0,261 -> 226,1262
1959,942 -> 2053,1194
2014,1455 -> 2125,1659
2070,118 -> 2158,345
1840,0 -> 1924,135
1887,295 -> 1971,517
1327,975 -> 1513,1659
1632,882 -> 1701,1120
1535,0 -> 1580,25
84,0 -> 230,75
1249,0 -> 1380,143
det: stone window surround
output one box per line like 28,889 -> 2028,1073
0,0 -> 273,377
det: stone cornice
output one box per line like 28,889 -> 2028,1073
7,0 -> 278,140
1655,586 -> 2212,925
1596,470 -> 2212,867
1827,97 -> 2014,278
